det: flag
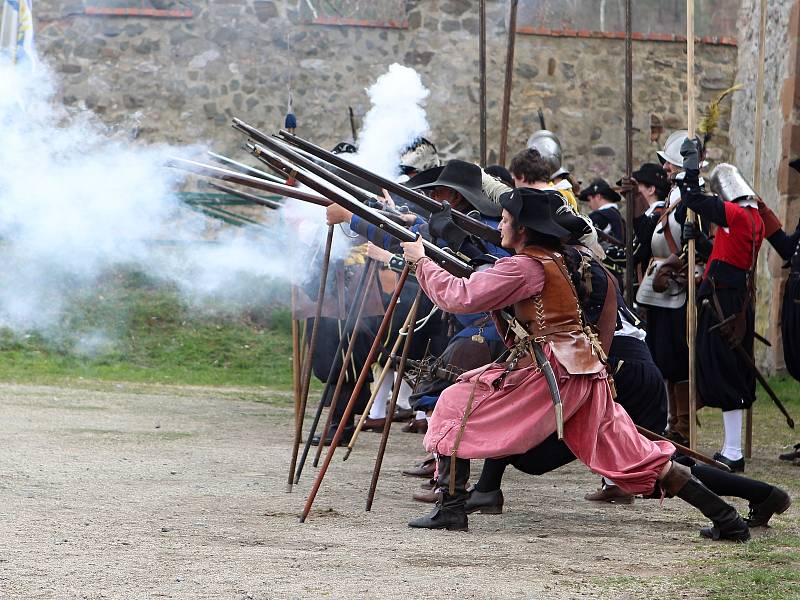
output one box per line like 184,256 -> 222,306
1,0 -> 36,67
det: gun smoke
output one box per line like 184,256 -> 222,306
0,59 -> 431,344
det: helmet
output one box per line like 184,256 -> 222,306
657,130 -> 688,167
399,138 -> 440,174
526,129 -> 562,177
709,163 -> 756,202
551,166 -> 570,180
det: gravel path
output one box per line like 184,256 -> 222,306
0,382 -> 796,599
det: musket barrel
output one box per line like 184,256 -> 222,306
207,151 -> 285,184
205,181 -> 282,209
246,143 -> 473,278
231,118 -> 501,246
165,157 -> 331,208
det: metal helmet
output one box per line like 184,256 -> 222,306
526,129 -> 562,176
656,129 -> 690,168
551,166 -> 570,180
399,137 -> 440,174
709,163 -> 757,202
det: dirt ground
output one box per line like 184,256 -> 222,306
0,382 -> 797,600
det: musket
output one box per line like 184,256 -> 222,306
635,425 -> 731,472
204,181 -> 282,209
245,143 -> 421,227
702,299 -> 795,429
207,151 -> 285,184
500,310 -> 564,440
243,142 -> 474,278
231,119 -> 502,246
165,157 -> 331,208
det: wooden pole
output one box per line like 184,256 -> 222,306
499,0 -> 519,166
293,258 -> 376,483
300,266 -> 410,523
312,260 -> 378,468
291,287 -> 301,436
365,289 -> 423,511
624,0 -> 635,306
286,225 -> 335,493
745,0 -> 769,460
686,0 -> 698,450
479,0 -> 487,166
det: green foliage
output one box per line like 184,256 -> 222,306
0,267 -> 295,388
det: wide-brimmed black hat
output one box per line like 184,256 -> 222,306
631,163 -> 670,193
579,178 -> 621,203
404,165 -> 444,189
499,188 -> 571,239
411,159 -> 502,217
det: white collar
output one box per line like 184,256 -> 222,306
645,201 -> 665,216
597,203 -> 618,211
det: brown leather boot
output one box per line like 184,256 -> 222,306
672,380 -> 691,445
584,480 -> 634,504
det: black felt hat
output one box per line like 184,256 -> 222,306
411,159 -> 502,217
499,188 -> 571,239
404,165 -> 444,189
579,178 -> 621,203
631,163 -> 670,193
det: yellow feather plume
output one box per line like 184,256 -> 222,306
698,84 -> 744,137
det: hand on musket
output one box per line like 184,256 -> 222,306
366,242 -> 393,264
401,236 -> 426,264
326,204 -> 353,226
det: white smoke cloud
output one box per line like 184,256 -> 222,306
0,59 -> 310,333
0,59 -> 431,337
353,63 -> 431,179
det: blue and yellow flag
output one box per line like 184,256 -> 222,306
1,0 -> 36,66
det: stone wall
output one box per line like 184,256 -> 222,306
35,0 -> 739,183
730,0 -> 800,371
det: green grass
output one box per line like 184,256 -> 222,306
0,268 -> 296,388
685,533 -> 800,600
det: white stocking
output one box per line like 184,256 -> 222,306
721,409 -> 744,461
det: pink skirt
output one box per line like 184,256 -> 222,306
423,350 -> 674,495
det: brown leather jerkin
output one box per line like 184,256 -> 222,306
495,247 -> 604,376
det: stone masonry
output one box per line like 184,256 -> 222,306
35,0 -> 738,180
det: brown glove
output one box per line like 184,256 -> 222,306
757,197 -> 783,237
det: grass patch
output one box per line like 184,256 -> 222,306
685,533 -> 800,600
0,268 -> 296,389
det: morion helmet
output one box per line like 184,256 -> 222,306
657,130 -> 689,167
526,129 -> 562,177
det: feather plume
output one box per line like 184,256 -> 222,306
698,83 -> 744,138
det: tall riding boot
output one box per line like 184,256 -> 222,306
671,380 -> 691,445
664,381 -> 677,434
408,456 -> 469,531
660,461 -> 750,542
